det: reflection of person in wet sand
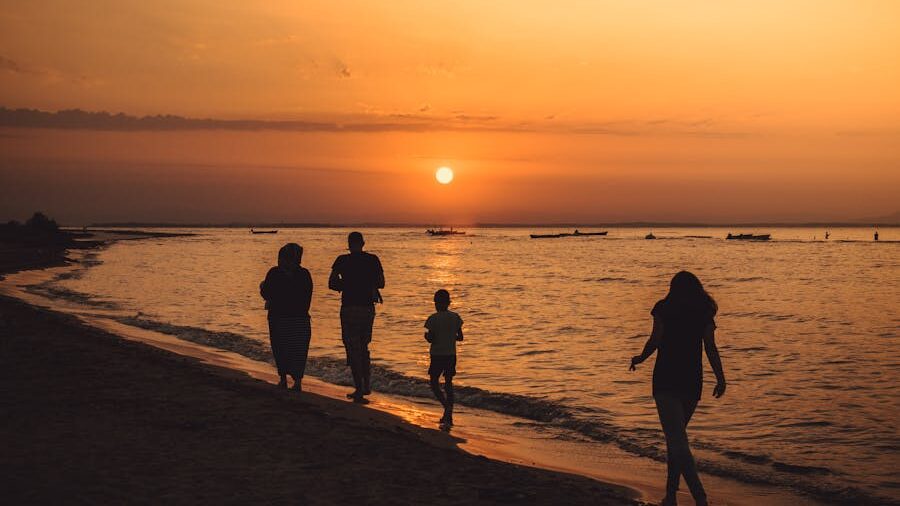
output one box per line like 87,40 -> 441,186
329,232 -> 385,403
424,289 -> 464,427
260,243 -> 313,391
630,271 -> 726,506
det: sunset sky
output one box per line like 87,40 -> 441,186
1,0 -> 898,224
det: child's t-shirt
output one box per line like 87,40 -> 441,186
425,310 -> 463,356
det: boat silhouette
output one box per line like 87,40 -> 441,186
726,233 -> 770,241
427,227 -> 466,236
530,230 -> 608,239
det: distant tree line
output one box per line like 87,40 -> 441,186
1,212 -> 69,245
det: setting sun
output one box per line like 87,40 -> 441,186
435,167 -> 454,185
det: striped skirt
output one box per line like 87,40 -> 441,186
267,316 -> 312,378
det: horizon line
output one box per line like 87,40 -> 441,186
82,221 -> 897,229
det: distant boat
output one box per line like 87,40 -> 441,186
251,229 -> 278,234
530,230 -> 608,239
427,227 -> 465,236
645,232 -> 656,240
726,233 -> 771,241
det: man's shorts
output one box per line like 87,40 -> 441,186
340,305 -> 375,362
429,354 -> 457,379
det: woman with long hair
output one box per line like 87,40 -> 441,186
260,243 -> 313,391
630,271 -> 726,506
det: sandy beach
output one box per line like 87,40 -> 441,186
0,242 -> 639,505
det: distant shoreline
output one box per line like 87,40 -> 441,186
85,222 -> 898,229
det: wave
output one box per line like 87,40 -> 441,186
722,276 -> 771,283
516,349 -> 556,357
583,277 -> 641,284
26,284 -> 119,309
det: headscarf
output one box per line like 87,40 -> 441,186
277,243 -> 303,274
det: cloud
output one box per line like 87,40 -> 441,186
0,55 -> 40,76
333,58 -> 351,78
454,114 -> 497,122
0,107 -> 481,133
0,55 -> 103,87
0,106 -> 749,137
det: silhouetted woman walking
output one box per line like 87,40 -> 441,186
630,271 -> 726,506
260,243 -> 313,391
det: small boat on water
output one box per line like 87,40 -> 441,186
645,232 -> 656,240
530,229 -> 608,239
427,227 -> 466,236
726,233 -> 771,241
251,229 -> 278,234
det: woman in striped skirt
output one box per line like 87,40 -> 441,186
260,243 -> 313,391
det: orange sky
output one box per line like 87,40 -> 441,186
1,1 -> 898,223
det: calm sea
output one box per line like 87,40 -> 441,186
38,227 -> 900,503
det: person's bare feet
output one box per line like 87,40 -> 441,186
277,377 -> 288,389
292,380 -> 302,392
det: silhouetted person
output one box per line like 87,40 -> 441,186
260,243 -> 313,391
825,231 -> 830,240
630,271 -> 726,506
874,230 -> 879,241
329,232 -> 385,403
424,289 -> 464,426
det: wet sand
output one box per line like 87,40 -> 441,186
0,293 -> 639,505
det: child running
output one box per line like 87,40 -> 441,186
424,289 -> 464,427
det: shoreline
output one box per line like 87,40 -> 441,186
0,229 -> 194,279
0,243 -> 641,505
0,293 -> 638,505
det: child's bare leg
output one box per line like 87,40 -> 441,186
430,375 -> 447,408
445,377 -> 455,408
443,377 -> 455,424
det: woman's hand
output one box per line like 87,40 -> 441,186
713,380 -> 726,398
629,355 -> 643,371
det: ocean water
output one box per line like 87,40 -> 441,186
38,227 -> 900,503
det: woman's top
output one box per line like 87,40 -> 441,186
260,266 -> 313,318
651,298 -> 715,400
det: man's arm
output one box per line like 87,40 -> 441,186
424,331 -> 432,343
328,258 -> 343,292
328,269 -> 342,292
702,324 -> 727,398
456,327 -> 464,342
630,316 -> 662,370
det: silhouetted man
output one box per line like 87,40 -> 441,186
329,231 -> 385,403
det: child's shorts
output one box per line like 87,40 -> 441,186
428,354 -> 457,379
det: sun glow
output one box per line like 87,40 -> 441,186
435,167 -> 454,184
